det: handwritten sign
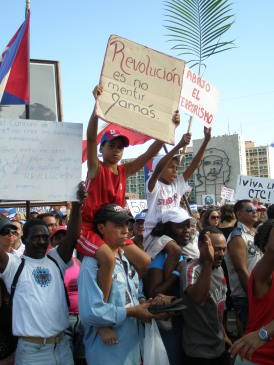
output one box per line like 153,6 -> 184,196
235,175 -> 274,204
127,200 -> 147,217
96,35 -> 185,145
0,118 -> 83,201
179,66 -> 221,128
220,186 -> 234,200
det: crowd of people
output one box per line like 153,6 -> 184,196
0,85 -> 273,365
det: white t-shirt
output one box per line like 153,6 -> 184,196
0,247 -> 72,337
144,174 -> 188,238
13,242 -> 25,258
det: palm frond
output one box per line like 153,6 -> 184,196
164,0 -> 236,72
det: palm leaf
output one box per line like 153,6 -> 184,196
164,0 -> 236,73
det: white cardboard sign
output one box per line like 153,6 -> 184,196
96,35 -> 185,145
220,186 -> 234,200
235,175 -> 274,204
179,66 -> 221,128
127,200 -> 147,217
0,118 -> 83,201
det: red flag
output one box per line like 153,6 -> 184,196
82,123 -> 152,163
0,12 -> 30,104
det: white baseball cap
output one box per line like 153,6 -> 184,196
162,207 -> 196,224
152,154 -> 185,172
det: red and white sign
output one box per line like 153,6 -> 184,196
220,186 -> 234,200
179,66 -> 221,128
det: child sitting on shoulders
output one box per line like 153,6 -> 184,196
144,127 -> 211,280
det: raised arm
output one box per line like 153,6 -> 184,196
148,131 -> 191,192
227,236 -> 249,296
87,84 -> 102,179
57,182 -> 88,263
185,232 -> 214,305
124,111 -> 180,177
253,226 -> 274,297
183,127 -> 211,182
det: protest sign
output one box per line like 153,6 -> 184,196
96,35 -> 185,145
220,186 -> 234,200
179,66 -> 221,128
202,194 -> 216,206
235,175 -> 274,204
127,200 -> 147,217
0,118 -> 83,201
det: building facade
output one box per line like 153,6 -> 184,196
245,141 -> 274,179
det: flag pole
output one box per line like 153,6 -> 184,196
25,0 -> 31,219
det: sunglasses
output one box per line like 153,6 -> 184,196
210,215 -> 219,220
241,206 -> 257,213
0,229 -> 18,237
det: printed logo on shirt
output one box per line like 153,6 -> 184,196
32,267 -> 52,287
247,240 -> 260,257
157,193 -> 178,206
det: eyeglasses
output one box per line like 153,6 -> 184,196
0,229 -> 18,237
210,216 -> 219,220
241,206 -> 257,213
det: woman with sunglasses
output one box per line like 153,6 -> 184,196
202,208 -> 220,228
0,216 -> 19,365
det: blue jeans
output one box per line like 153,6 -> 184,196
232,297 -> 249,332
159,315 -> 183,365
15,337 -> 74,365
64,314 -> 85,359
234,354 -> 259,364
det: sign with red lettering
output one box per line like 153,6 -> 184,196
235,175 -> 274,204
179,66 -> 221,128
220,186 -> 234,200
96,35 -> 185,145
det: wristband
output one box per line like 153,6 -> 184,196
172,270 -> 180,278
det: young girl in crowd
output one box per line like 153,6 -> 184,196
144,126 -> 211,280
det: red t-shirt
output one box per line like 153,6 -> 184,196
76,162 -> 127,256
239,270 -> 274,364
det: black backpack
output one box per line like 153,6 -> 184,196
10,255 -> 70,307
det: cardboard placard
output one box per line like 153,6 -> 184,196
127,200 -> 147,217
96,35 -> 185,145
235,175 -> 274,204
180,66 -> 221,128
0,118 -> 83,201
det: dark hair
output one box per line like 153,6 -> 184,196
267,204 -> 274,220
202,208 -> 219,228
233,200 -> 251,215
199,226 -> 224,243
22,219 -> 48,240
151,221 -> 174,239
37,213 -> 55,220
254,220 -> 274,253
220,204 -> 235,223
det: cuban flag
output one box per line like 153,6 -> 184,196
0,12 -> 30,105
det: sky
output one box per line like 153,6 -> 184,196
1,0 -> 274,162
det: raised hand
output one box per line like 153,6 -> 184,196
93,84 -> 103,99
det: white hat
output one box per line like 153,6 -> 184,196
152,154 -> 184,172
162,207 -> 196,224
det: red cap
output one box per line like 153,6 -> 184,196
100,130 -> 129,147
50,225 -> 67,239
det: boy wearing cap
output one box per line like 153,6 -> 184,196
78,204 -> 154,365
144,127 -> 211,280
76,84 -> 179,301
